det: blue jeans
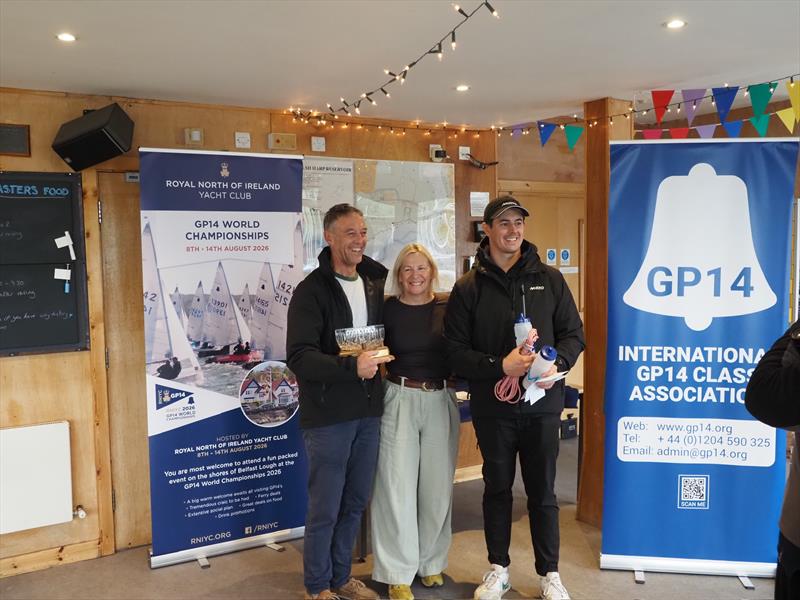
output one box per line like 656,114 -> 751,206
302,417 -> 381,594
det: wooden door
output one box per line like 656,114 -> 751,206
98,172 -> 151,549
498,181 -> 585,311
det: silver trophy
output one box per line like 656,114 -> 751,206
334,324 -> 390,357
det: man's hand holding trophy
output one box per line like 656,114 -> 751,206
335,325 -> 394,379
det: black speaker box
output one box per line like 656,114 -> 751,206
52,103 -> 134,171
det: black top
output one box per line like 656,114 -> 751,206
444,238 -> 585,417
745,320 -> 800,428
384,295 -> 448,381
286,247 -> 388,429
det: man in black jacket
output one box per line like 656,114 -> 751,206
745,320 -> 800,600
445,197 -> 585,600
287,204 -> 391,600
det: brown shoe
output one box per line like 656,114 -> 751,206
333,578 -> 380,600
304,590 -> 340,600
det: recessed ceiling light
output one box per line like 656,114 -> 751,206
455,84 -> 470,92
664,19 -> 686,29
57,32 -> 77,42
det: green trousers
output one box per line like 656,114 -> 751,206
370,379 -> 460,584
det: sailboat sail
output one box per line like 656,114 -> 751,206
186,281 -> 205,342
171,286 -> 187,328
141,222 -> 203,383
263,219 -> 304,360
238,283 -> 253,326
202,262 -> 252,347
250,262 -> 275,351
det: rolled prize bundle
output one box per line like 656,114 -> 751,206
523,345 -> 557,404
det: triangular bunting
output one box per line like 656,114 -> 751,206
642,129 -> 663,140
537,121 -> 557,147
776,107 -> 797,133
787,80 -> 800,121
695,124 -> 717,138
748,83 -> 775,116
564,125 -> 583,151
712,86 -> 739,122
749,114 -> 770,137
669,127 -> 690,139
681,89 -> 706,126
722,120 -> 743,138
651,90 -> 675,124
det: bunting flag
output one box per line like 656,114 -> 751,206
776,107 -> 797,133
642,129 -> 663,140
748,83 -> 775,116
788,80 -> 800,121
564,125 -> 584,151
722,120 -> 743,138
669,127 -> 690,139
750,114 -> 771,137
651,90 -> 675,124
681,89 -> 706,126
712,86 -> 739,122
538,121 -> 557,147
695,124 -> 717,138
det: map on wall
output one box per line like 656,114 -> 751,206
302,157 -> 456,293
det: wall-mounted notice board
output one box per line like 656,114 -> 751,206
0,171 -> 90,356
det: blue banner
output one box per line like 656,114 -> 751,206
139,149 -> 308,567
603,139 -> 798,575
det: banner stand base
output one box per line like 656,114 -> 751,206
266,542 -> 285,552
149,526 -> 305,569
197,556 -> 210,569
633,570 -> 645,584
601,554 -> 776,579
737,575 -> 755,590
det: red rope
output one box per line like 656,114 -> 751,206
493,328 -> 538,403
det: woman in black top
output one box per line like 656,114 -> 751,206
370,243 -> 460,600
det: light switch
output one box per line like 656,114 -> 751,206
459,146 -> 471,160
235,131 -> 251,149
311,136 -> 326,152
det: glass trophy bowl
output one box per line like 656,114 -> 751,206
334,324 -> 389,357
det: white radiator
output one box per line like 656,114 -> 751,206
0,421 -> 74,534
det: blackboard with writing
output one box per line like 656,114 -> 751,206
0,171 -> 89,356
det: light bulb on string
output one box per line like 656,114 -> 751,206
454,4 -> 469,18
485,1 -> 499,17
677,103 -> 681,113
451,31 -> 456,50
381,87 -> 390,98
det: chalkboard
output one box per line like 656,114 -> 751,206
0,172 -> 89,356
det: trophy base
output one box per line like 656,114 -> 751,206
339,345 -> 392,358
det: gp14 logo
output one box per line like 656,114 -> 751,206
623,163 -> 775,331
155,383 -> 194,410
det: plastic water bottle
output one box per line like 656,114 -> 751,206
514,314 -> 533,346
523,345 -> 557,389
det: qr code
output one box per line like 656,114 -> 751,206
678,474 -> 709,509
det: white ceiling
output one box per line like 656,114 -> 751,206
1,0 -> 798,128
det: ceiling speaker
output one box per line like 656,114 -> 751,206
52,103 -> 134,171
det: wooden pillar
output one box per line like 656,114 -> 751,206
577,98 -> 632,527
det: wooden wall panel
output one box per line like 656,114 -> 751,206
497,125 -> 585,183
578,98 -> 633,528
97,173 -> 151,550
0,87 -> 497,567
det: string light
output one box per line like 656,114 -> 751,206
451,30 -> 457,50
454,4 -> 469,18
484,1 -> 499,17
380,87 -> 391,98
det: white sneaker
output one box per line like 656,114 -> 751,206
540,572 -> 570,600
473,564 -> 510,600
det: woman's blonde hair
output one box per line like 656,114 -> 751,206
391,243 -> 439,296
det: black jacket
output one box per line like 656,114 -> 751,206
745,320 -> 800,428
444,239 -> 585,417
286,247 -> 388,429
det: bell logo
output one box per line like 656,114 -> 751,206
623,163 -> 776,331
